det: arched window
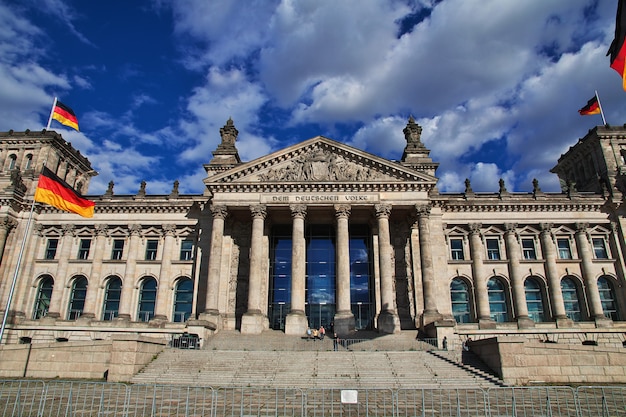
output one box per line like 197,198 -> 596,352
24,154 -> 33,170
450,278 -> 472,323
8,154 -> 17,170
561,276 -> 583,322
102,277 -> 122,321
487,277 -> 509,322
524,277 -> 546,322
138,277 -> 157,322
173,278 -> 194,322
67,276 -> 88,320
598,276 -> 618,320
33,275 -> 54,319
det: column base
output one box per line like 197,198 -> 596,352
516,316 -> 535,329
478,318 -> 496,329
333,311 -> 355,335
555,316 -> 573,328
285,312 -> 308,335
595,316 -> 613,328
197,312 -> 221,331
377,310 -> 401,334
241,311 -> 268,335
421,310 -> 443,328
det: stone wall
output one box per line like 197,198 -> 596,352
470,336 -> 626,385
0,335 -> 166,382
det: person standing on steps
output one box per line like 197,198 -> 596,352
333,333 -> 340,351
442,336 -> 448,351
319,325 -> 326,340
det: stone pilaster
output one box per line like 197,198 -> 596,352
0,217 -> 16,267
539,223 -> 569,325
285,204 -> 308,335
504,223 -> 533,328
81,225 -> 108,319
416,204 -> 441,326
118,224 -> 141,320
334,204 -> 355,335
241,204 -> 269,334
575,223 -> 609,324
200,204 -> 228,327
154,224 -> 176,321
468,223 -> 493,327
375,204 -> 400,334
46,224 -> 75,319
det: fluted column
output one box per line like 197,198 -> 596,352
504,223 -> 533,328
539,223 -> 567,322
81,225 -> 108,319
334,204 -> 355,334
118,224 -> 142,320
241,204 -> 268,334
154,224 -> 176,320
416,205 -> 441,325
469,223 -> 491,324
575,223 -> 607,321
203,204 -> 228,325
375,204 -> 400,334
285,204 -> 308,335
46,225 -> 75,319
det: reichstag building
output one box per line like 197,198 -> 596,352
0,118 -> 625,347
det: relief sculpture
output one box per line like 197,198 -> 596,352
258,148 -> 381,182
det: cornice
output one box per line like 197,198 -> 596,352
433,193 -> 607,213
207,181 -> 434,193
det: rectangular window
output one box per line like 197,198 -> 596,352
592,238 -> 609,259
557,238 -> 572,259
180,240 -> 194,261
111,239 -> 125,260
521,238 -> 537,260
77,239 -> 91,260
145,239 -> 158,260
450,238 -> 464,260
486,238 -> 500,260
45,238 -> 58,260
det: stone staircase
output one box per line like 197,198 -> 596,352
131,330 -> 505,389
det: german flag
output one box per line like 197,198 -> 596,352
51,101 -> 79,131
34,167 -> 94,217
608,0 -> 626,90
578,96 -> 601,116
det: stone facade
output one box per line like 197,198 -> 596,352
0,121 -> 625,352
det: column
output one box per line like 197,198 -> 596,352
118,224 -> 142,320
154,224 -> 176,321
468,223 -> 492,325
375,204 -> 400,334
575,223 -> 607,321
201,204 -> 228,326
416,204 -> 441,325
0,218 -> 16,266
503,223 -> 533,328
81,224 -> 108,319
241,204 -> 268,334
539,223 -> 567,323
334,204 -> 355,334
285,204 -> 308,335
46,224 -> 75,319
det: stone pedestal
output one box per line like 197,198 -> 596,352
333,311 -> 355,335
516,317 -> 535,329
595,317 -> 613,328
555,317 -> 573,328
241,312 -> 268,334
197,312 -> 221,331
377,311 -> 401,334
285,312 -> 308,335
478,318 -> 497,329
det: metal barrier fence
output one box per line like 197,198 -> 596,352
0,380 -> 625,416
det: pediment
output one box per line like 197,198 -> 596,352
205,136 -> 437,192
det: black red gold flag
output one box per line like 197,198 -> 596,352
51,101 -> 79,131
608,0 -> 626,89
578,96 -> 601,116
34,167 -> 94,217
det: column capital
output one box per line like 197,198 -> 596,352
210,204 -> 228,220
162,224 -> 177,236
94,224 -> 109,237
250,204 -> 267,220
504,222 -> 518,235
375,203 -> 392,219
468,223 -> 482,235
539,222 -> 553,234
575,222 -> 589,234
290,204 -> 307,219
62,224 -> 75,236
129,224 -> 142,236
415,204 -> 431,217
0,217 -> 17,231
334,204 -> 351,219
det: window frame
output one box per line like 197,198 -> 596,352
486,238 -> 501,260
179,240 -> 194,261
45,238 -> 59,260
111,239 -> 125,260
592,237 -> 609,259
77,238 -> 91,260
145,239 -> 158,260
67,276 -> 88,320
521,238 -> 537,260
449,237 -> 465,260
557,238 -> 572,260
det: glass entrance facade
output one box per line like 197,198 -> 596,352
268,223 -> 373,331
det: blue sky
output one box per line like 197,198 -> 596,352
0,0 -> 624,195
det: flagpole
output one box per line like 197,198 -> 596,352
0,198 -> 37,345
45,97 -> 58,130
595,90 -> 607,125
